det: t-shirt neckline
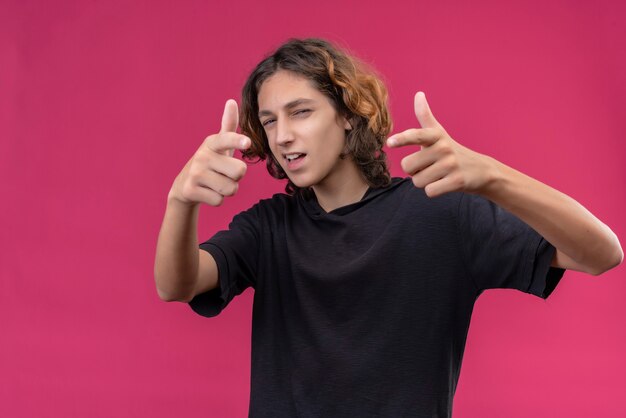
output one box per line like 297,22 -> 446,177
300,177 -> 406,218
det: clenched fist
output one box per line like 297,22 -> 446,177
169,99 -> 251,207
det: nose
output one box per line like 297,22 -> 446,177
275,117 -> 295,147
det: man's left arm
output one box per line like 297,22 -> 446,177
387,92 -> 623,276
478,156 -> 622,275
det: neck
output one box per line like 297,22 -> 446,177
311,160 -> 369,213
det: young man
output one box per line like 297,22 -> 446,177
154,38 -> 622,417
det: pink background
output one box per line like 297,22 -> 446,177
2,0 -> 625,416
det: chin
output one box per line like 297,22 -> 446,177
288,177 -> 314,189
286,173 -> 320,189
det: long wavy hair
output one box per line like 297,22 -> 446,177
240,38 -> 392,195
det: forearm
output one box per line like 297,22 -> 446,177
480,157 -> 623,275
154,194 -> 202,301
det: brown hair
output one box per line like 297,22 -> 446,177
240,37 -> 392,195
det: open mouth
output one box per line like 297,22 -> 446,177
284,153 -> 307,169
285,153 -> 306,162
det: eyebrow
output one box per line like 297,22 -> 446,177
258,98 -> 316,118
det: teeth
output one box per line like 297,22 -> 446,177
286,153 -> 303,161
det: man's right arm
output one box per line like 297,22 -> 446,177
154,98 -> 249,303
154,196 -> 219,303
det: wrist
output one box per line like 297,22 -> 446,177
167,189 -> 200,211
477,155 -> 507,199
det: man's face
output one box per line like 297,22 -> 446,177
257,70 -> 352,189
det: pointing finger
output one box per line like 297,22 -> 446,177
208,132 -> 251,155
386,128 -> 441,148
220,99 -> 239,133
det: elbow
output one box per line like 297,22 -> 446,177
155,285 -> 175,302
154,266 -> 195,302
156,286 -> 193,303
604,247 -> 624,275
154,277 -> 194,303
156,287 -> 178,302
590,239 -> 624,276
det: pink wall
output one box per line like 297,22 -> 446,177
2,0 -> 625,416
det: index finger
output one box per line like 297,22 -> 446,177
208,132 -> 251,155
386,128 -> 441,148
220,99 -> 239,133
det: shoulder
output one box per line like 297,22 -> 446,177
255,191 -> 295,212
230,191 -> 296,226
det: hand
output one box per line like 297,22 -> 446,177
386,92 -> 497,198
169,99 -> 251,207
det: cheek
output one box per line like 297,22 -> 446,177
265,138 -> 282,164
270,148 -> 283,166
306,114 -> 343,137
266,134 -> 278,153
319,122 -> 347,151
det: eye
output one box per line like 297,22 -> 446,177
294,109 -> 311,116
261,118 -> 275,127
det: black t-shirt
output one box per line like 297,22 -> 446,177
189,177 -> 566,418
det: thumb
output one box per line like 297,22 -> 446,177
414,91 -> 440,129
220,99 -> 239,133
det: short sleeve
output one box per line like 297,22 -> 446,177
188,205 -> 260,317
457,192 -> 565,299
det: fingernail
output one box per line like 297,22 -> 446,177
240,138 -> 249,148
387,137 -> 397,147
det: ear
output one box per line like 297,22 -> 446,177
343,116 -> 353,130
